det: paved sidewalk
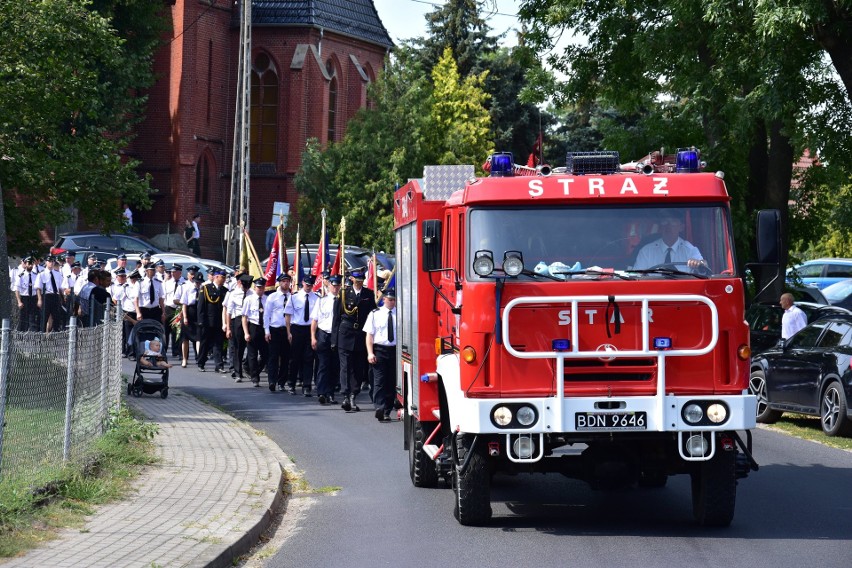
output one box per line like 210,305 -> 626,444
2,391 -> 286,568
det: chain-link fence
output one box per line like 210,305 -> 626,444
0,305 -> 123,484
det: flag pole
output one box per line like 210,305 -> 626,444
340,217 -> 346,284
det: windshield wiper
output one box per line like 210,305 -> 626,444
627,267 -> 708,280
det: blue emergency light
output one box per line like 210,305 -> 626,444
654,337 -> 672,350
552,339 -> 571,352
490,152 -> 514,177
675,148 -> 701,173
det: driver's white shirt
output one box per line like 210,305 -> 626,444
633,237 -> 703,270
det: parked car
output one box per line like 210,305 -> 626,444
105,253 -> 205,277
60,249 -> 120,267
749,314 -> 852,436
51,232 -> 165,256
746,300 -> 851,355
822,279 -> 852,311
786,258 -> 852,289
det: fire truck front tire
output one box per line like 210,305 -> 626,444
409,420 -> 439,488
453,434 -> 492,526
690,442 -> 737,527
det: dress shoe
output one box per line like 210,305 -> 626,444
340,396 -> 352,411
303,390 -> 313,397
375,408 -> 385,422
198,366 -> 206,372
384,412 -> 392,421
253,381 -> 260,388
287,386 -> 297,395
328,396 -> 337,405
350,396 -> 360,412
318,394 -> 327,405
215,366 -> 225,373
234,377 -> 242,383
268,383 -> 276,392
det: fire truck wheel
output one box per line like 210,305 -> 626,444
749,370 -> 782,424
453,434 -> 492,526
409,420 -> 439,488
690,443 -> 736,527
820,381 -> 852,437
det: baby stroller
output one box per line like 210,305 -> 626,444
128,319 -> 170,399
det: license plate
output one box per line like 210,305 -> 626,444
575,411 -> 647,431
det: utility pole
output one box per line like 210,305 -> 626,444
226,0 -> 252,266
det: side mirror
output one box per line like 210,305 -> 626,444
755,209 -> 781,265
422,220 -> 442,272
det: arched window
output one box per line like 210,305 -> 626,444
327,59 -> 337,142
195,154 -> 212,205
251,53 -> 278,164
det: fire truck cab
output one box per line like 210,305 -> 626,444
395,150 -> 769,527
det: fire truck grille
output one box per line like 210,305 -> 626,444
562,359 -> 656,382
564,372 -> 653,382
564,358 -> 656,368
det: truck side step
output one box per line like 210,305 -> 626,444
424,444 -> 441,460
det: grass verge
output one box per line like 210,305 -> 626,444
0,404 -> 158,558
764,413 -> 852,451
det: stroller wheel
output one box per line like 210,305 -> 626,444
160,388 -> 169,399
132,386 -> 143,398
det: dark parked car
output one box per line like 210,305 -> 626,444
51,232 -> 165,256
822,279 -> 852,311
749,314 -> 852,436
746,301 -> 851,355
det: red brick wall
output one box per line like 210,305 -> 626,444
128,0 -> 388,257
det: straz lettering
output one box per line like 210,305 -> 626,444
528,177 -> 670,197
557,308 -> 653,326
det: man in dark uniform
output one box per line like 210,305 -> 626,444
196,268 -> 227,373
331,269 -> 376,411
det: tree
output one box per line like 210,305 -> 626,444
0,0 -> 165,254
516,0 -> 852,272
294,47 -> 494,251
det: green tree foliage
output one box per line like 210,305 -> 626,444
516,0 -> 852,268
294,47 -> 493,251
410,0 -> 545,162
0,0 -> 165,254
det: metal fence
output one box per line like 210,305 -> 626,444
0,306 -> 123,483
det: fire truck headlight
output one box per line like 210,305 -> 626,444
686,434 -> 709,457
707,403 -> 727,423
473,251 -> 494,276
502,251 -> 524,277
493,406 -> 512,426
512,436 -> 536,459
683,403 -> 704,424
516,406 -> 536,426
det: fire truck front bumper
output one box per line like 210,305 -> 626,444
451,393 -> 756,437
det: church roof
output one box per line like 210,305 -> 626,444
253,0 -> 394,49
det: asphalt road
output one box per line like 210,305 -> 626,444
146,362 -> 852,568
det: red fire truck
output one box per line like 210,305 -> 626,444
394,149 -> 776,526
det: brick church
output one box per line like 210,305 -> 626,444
129,0 -> 393,256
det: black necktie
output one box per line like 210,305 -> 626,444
149,281 -> 155,304
387,310 -> 394,343
303,294 -> 310,322
50,272 -> 58,294
664,247 -> 672,264
28,272 -> 32,296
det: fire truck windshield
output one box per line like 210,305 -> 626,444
468,205 -> 737,280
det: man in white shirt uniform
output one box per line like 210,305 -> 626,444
633,211 -> 705,271
284,274 -> 318,396
264,273 -> 292,391
242,278 -> 268,386
364,288 -> 398,422
36,255 -> 66,332
312,274 -> 341,405
163,264 -> 185,357
14,256 -> 40,331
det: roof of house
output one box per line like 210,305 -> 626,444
252,0 -> 394,49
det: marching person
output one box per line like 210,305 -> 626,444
332,269 -> 376,411
312,274 -> 341,405
111,254 -> 129,277
115,268 -> 139,357
242,278 -> 268,387
14,256 -> 40,331
153,259 -> 168,282
61,251 -> 77,279
264,273 -> 292,392
224,273 -> 253,382
179,271 -> 203,368
284,273 -> 318,396
365,288 -> 398,422
36,255 -> 66,332
163,264 -> 185,357
136,264 -> 165,322
196,269 -> 227,373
